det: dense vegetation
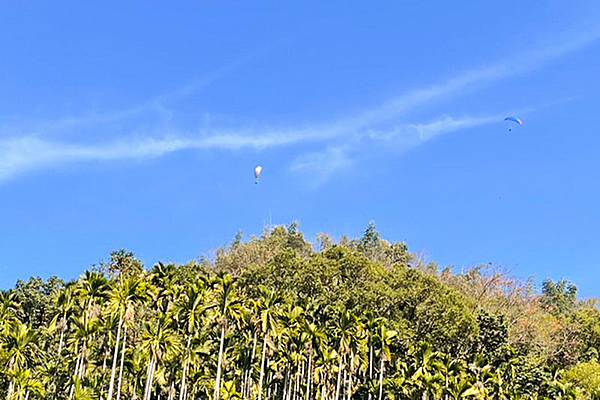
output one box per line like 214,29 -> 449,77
1,223 -> 600,399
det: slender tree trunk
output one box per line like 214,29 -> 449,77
286,371 -> 293,400
107,315 -> 124,400
246,331 -> 258,399
283,369 -> 289,400
300,361 -> 305,400
243,334 -> 256,400
377,357 -> 384,400
143,358 -> 156,400
368,344 -> 373,400
133,379 -> 138,400
69,344 -> 85,400
347,353 -> 354,400
444,375 -> 448,400
76,347 -> 84,377
142,359 -> 151,400
6,358 -> 15,400
132,379 -> 138,400
78,342 -> 88,379
343,369 -> 347,400
179,335 -> 192,400
305,351 -> 312,400
116,326 -> 128,400
258,334 -> 268,400
24,390 -> 30,400
58,316 -> 67,353
242,365 -> 249,400
150,360 -> 157,400
167,381 -> 175,400
103,350 -> 108,372
294,371 -> 300,400
335,354 -> 343,400
214,323 -> 227,400
6,380 -> 14,400
242,372 -> 248,400
289,372 -> 292,400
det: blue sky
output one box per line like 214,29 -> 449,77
1,2 -> 600,297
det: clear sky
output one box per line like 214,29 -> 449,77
1,2 -> 600,297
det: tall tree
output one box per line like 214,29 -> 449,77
212,273 -> 243,400
106,277 -> 146,400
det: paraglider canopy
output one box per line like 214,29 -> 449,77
254,165 -> 263,184
504,116 -> 523,132
504,116 -> 523,125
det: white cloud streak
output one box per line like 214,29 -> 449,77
289,114 -> 500,184
336,27 -> 600,132
376,115 -> 502,143
0,114 -> 501,182
0,132 -> 297,181
0,27 -> 598,183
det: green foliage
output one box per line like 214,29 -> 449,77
11,276 -> 64,328
0,223 -> 597,400
574,305 -> 600,361
477,311 -> 508,355
542,279 -> 578,316
103,249 -> 145,278
564,361 -> 600,398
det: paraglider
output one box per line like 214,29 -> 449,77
254,165 -> 263,184
504,116 -> 523,132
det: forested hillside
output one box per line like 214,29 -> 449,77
1,224 -> 600,399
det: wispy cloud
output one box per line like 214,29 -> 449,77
334,27 -> 600,132
290,146 -> 354,185
0,132 -> 304,181
0,27 -> 598,183
287,114 -> 500,186
0,114 -> 497,182
369,115 -> 502,143
0,48 -> 268,137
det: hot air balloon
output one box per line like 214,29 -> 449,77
504,116 -> 523,132
254,165 -> 263,184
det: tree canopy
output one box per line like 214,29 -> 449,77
1,223 -> 599,399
